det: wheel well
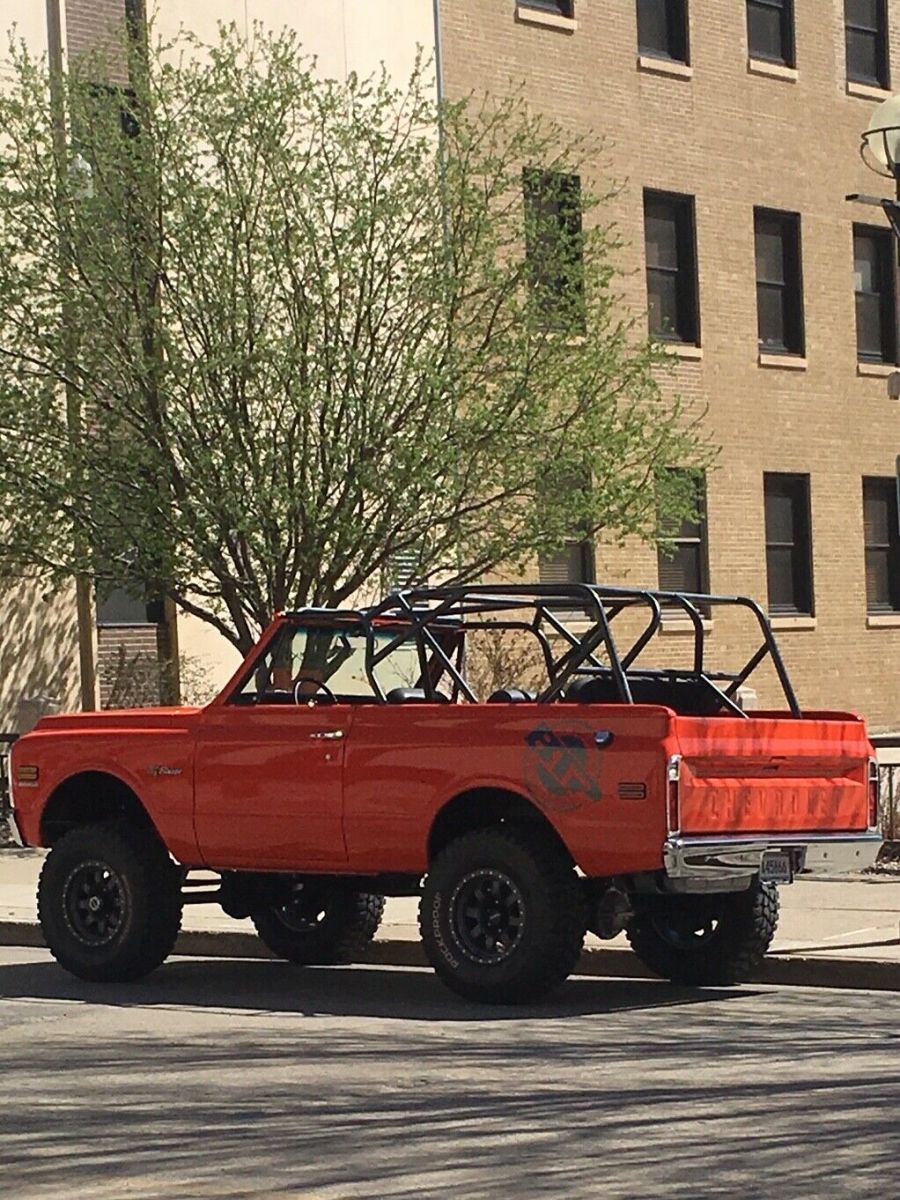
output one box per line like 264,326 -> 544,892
40,772 -> 158,846
427,788 -> 573,865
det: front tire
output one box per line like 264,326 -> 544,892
38,821 -> 183,982
420,827 -> 586,1005
251,884 -> 385,965
626,880 -> 779,986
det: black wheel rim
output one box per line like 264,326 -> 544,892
273,886 -> 329,933
449,869 -> 526,964
63,861 -> 128,947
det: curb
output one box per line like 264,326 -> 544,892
2,921 -> 899,992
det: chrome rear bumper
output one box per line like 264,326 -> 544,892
664,832 -> 882,891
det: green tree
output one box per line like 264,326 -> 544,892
0,23 -> 711,655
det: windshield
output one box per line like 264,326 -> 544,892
236,623 -> 423,703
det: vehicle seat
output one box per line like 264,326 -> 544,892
486,688 -> 537,703
385,687 -> 451,704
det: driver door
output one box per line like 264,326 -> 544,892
193,623 -> 354,870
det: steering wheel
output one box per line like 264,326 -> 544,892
292,677 -> 338,706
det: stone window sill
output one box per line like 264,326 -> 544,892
515,5 -> 577,33
638,54 -> 693,81
748,58 -> 798,83
857,360 -> 898,378
665,343 -> 703,361
867,613 -> 900,628
770,615 -> 816,631
847,80 -> 893,101
759,353 -> 807,371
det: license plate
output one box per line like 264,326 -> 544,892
760,850 -> 793,884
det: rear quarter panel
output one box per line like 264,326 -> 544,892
343,704 -> 673,876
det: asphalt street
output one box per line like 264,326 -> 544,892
1,947 -> 899,1199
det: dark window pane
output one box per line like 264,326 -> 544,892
648,270 -> 679,337
755,209 -> 803,355
758,284 -> 787,348
756,226 -> 786,285
539,542 -> 595,585
637,0 -> 688,62
764,473 -> 812,615
846,1 -> 889,87
644,191 -> 699,344
657,469 -> 709,599
645,207 -> 679,270
863,477 -> 900,611
523,170 -> 584,329
96,586 -> 154,626
520,1 -> 575,15
854,227 -> 896,363
748,0 -> 793,66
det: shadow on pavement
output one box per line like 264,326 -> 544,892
0,951 -> 760,1021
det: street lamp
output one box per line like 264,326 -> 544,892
861,94 -> 900,184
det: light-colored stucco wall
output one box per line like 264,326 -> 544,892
150,1 -> 436,83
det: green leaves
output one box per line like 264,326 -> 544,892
0,23 -> 712,653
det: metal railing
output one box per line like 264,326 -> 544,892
872,735 -> 900,846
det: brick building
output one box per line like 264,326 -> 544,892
1,1 -> 898,731
437,0 -> 900,730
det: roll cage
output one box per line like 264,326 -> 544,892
281,584 -> 802,719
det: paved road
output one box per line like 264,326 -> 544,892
1,947 -> 899,1199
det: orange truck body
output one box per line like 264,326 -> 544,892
7,614 -> 880,885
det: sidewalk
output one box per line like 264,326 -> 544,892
3,849 -> 899,990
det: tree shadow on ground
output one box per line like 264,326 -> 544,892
0,951 -> 759,1022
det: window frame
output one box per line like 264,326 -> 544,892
518,0 -> 575,16
853,224 -> 898,364
754,207 -> 805,356
637,0 -> 690,64
656,470 -> 710,601
746,0 -> 795,68
862,476 -> 900,613
764,473 -> 814,617
845,0 -> 890,89
523,168 -> 585,331
643,189 -> 701,345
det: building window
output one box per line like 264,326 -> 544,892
538,540 -> 595,586
96,584 -> 161,627
519,1 -> 575,16
764,473 -> 813,615
755,208 -> 804,355
863,477 -> 900,612
657,470 -> 709,597
854,225 -> 897,363
637,0 -> 689,63
523,169 -> 584,329
644,190 -> 700,344
845,0 -> 890,89
747,0 -> 795,67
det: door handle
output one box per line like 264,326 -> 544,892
309,730 -> 345,741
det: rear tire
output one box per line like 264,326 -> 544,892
38,821 -> 183,982
252,884 -> 385,965
626,880 -> 779,986
420,826 -> 586,1005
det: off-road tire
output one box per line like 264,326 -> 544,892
420,826 -> 586,1005
626,880 -> 779,986
252,888 -> 385,965
38,821 -> 183,983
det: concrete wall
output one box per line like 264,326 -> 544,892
440,0 -> 900,732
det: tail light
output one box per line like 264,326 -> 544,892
868,758 -> 881,831
667,755 -> 682,834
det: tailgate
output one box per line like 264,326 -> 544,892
673,714 -> 873,835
